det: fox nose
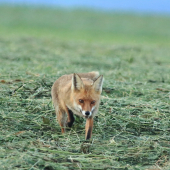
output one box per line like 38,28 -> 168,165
85,111 -> 90,116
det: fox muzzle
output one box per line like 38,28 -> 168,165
82,110 -> 92,117
85,111 -> 90,116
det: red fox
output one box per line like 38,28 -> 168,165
51,72 -> 103,140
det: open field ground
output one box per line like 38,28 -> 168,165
0,6 -> 170,170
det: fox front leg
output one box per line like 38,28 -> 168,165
85,117 -> 93,140
57,110 -> 67,133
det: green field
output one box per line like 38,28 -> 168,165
0,5 -> 170,170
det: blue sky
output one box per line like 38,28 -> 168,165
0,0 -> 170,14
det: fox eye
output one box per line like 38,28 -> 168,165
91,100 -> 96,104
79,99 -> 84,103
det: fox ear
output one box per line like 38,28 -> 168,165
72,73 -> 84,91
93,75 -> 103,93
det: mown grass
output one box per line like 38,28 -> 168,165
0,5 -> 170,170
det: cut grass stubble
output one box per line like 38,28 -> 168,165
0,5 -> 170,170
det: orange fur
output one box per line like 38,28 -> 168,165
51,72 -> 103,139
85,117 -> 93,140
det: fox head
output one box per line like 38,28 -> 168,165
71,73 -> 103,118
